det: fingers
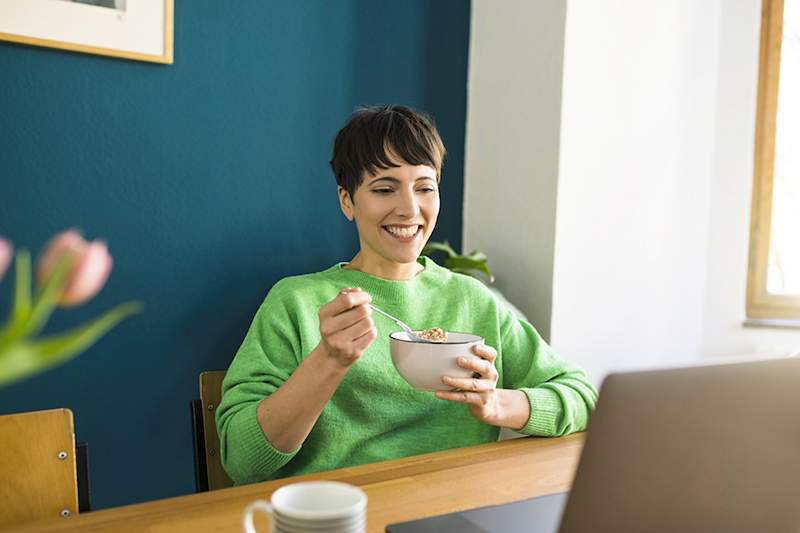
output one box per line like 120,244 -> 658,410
321,288 -> 372,318
330,314 -> 375,345
316,288 -> 378,366
471,343 -> 497,363
437,345 -> 500,407
319,288 -> 374,339
321,314 -> 376,363
441,374 -> 494,392
435,390 -> 490,406
351,325 -> 378,351
456,355 -> 498,381
320,302 -> 372,338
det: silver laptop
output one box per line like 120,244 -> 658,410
388,357 -> 800,533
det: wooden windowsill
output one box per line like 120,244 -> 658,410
743,318 -> 800,330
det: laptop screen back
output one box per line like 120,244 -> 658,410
559,358 -> 800,533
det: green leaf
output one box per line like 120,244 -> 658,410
0,250 -> 42,349
444,256 -> 495,283
0,251 -> 31,347
31,301 -> 143,361
422,241 -> 495,283
465,250 -> 487,262
421,241 -> 458,258
450,267 -> 480,279
0,342 -> 40,388
13,250 -> 32,321
22,253 -> 76,339
0,301 -> 142,388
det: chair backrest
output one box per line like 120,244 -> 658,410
193,370 -> 234,491
0,408 -> 79,528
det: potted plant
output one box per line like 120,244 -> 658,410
422,241 -> 529,322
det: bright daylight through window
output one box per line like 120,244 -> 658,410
748,0 -> 800,321
767,0 -> 800,295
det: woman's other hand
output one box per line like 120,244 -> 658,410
436,344 -> 501,424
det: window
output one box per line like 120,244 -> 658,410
747,0 -> 800,321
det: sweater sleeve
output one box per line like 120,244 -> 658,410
499,309 -> 597,437
215,282 -> 303,484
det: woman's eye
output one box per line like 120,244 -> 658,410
418,188 -> 436,193
373,188 -> 394,195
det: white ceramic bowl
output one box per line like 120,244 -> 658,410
389,331 -> 484,391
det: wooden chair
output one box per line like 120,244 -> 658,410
0,408 -> 91,528
191,370 -> 234,492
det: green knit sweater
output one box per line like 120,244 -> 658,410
216,257 -> 597,485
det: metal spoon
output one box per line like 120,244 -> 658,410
368,304 -> 426,342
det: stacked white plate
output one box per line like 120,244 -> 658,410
272,513 -> 365,532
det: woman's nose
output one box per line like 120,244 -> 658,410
395,190 -> 420,217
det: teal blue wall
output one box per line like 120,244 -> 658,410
0,1 -> 470,509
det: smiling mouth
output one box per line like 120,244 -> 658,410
382,225 -> 422,242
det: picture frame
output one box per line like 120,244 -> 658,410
0,0 -> 173,64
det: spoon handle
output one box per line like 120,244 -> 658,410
368,304 -> 418,338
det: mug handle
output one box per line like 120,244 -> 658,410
242,499 -> 272,533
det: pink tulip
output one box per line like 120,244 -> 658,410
0,237 -> 12,283
36,229 -> 113,308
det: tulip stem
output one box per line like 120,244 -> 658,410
0,252 -> 30,348
0,252 -> 73,349
13,250 -> 32,320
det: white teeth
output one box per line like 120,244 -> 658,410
385,225 -> 419,238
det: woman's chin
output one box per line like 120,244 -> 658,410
381,246 -> 422,265
390,251 -> 420,264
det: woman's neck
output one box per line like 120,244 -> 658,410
344,251 -> 423,281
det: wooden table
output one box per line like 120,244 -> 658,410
10,434 -> 585,533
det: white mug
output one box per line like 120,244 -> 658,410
242,481 -> 367,533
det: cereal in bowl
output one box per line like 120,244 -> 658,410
419,327 -> 448,342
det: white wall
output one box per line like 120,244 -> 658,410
463,0 -> 566,342
550,1 -> 722,383
465,0 -> 800,388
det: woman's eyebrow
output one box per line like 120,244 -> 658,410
369,176 -> 436,185
369,176 -> 400,184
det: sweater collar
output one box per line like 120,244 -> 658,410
331,255 -> 432,281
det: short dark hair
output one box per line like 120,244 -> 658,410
330,105 -> 446,199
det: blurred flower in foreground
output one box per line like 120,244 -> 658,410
0,238 -> 12,283
0,229 -> 141,387
37,229 -> 113,307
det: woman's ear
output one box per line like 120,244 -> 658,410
338,186 -> 354,221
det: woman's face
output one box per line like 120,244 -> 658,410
339,156 -> 440,269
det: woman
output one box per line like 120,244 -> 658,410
216,105 -> 597,485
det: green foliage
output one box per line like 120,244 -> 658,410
422,241 -> 495,283
0,251 -> 142,387
423,240 -> 530,321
